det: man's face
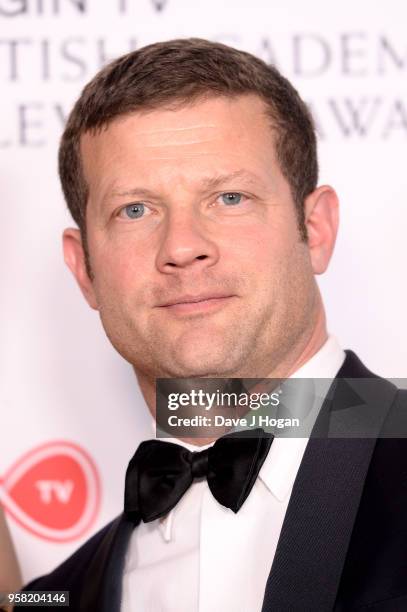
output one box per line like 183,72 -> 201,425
73,94 -> 330,379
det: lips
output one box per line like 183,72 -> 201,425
158,293 -> 234,307
157,293 -> 236,315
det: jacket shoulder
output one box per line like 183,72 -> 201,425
16,519 -> 117,611
336,382 -> 407,608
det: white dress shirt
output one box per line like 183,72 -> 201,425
121,335 -> 345,612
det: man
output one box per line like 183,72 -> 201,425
18,39 -> 407,611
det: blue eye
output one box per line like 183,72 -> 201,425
123,203 -> 145,219
221,193 -> 242,205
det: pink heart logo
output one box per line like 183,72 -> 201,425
0,441 -> 101,541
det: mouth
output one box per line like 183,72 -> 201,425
157,294 -> 236,315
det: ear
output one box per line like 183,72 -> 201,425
62,228 -> 99,310
304,185 -> 339,275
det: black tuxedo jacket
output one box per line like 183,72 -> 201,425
17,351 -> 407,612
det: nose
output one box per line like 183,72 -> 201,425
155,207 -> 219,274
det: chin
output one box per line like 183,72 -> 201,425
165,351 -> 238,379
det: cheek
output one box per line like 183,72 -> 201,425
90,239 -> 149,307
231,222 -> 312,313
228,221 -> 294,272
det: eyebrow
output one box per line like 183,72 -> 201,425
109,170 -> 264,200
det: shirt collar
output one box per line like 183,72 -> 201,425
258,334 -> 345,501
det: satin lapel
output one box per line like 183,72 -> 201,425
80,513 -> 137,612
262,351 -> 398,612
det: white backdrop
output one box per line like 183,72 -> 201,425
1,0 -> 406,584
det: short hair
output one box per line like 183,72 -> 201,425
59,37 -> 318,268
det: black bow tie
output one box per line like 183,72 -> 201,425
124,428 -> 274,523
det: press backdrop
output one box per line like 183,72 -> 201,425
1,0 -> 406,583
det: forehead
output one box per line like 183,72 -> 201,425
79,94 -> 279,194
